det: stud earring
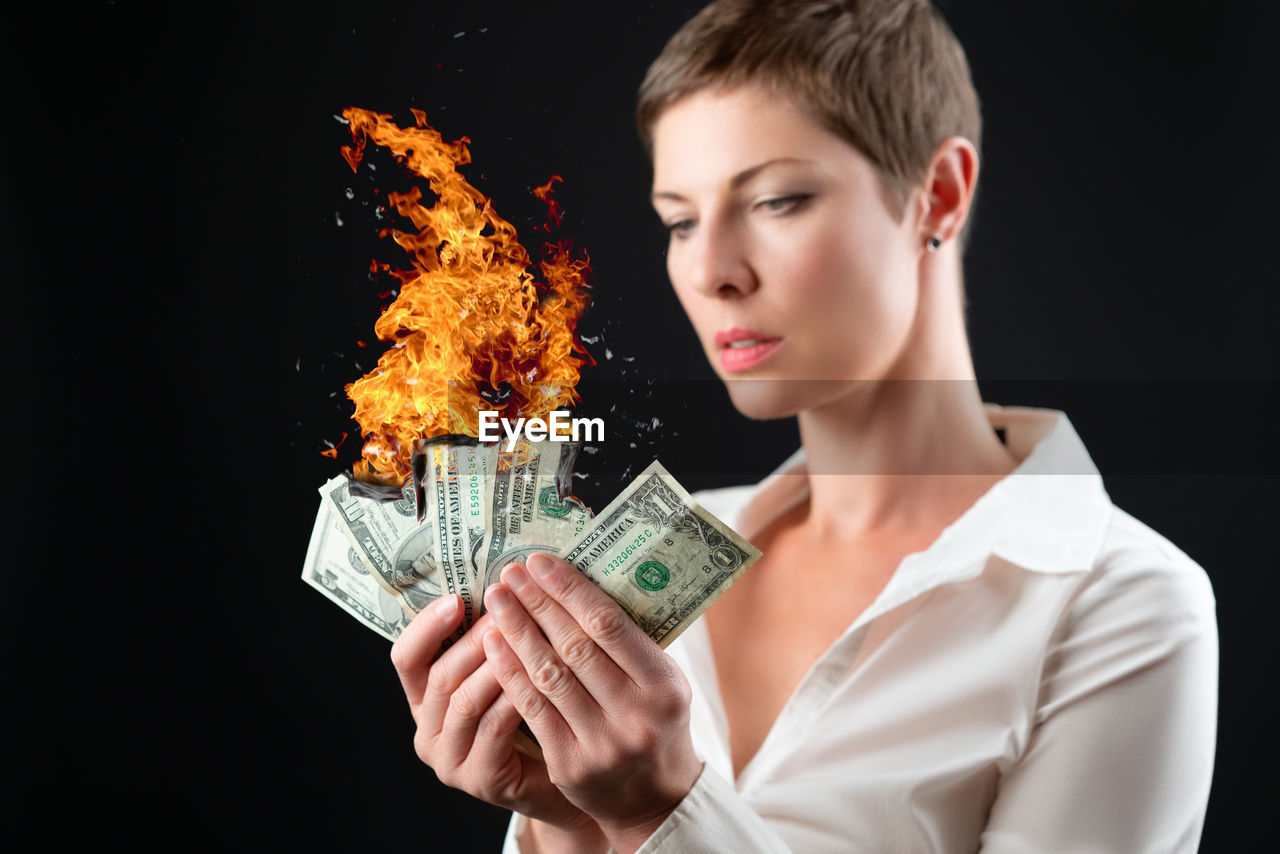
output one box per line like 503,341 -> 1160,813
927,235 -> 942,252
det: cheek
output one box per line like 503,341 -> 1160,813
765,212 -> 880,299
824,222 -> 916,316
667,260 -> 697,318
776,220 -> 917,371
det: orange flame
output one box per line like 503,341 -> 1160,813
338,107 -> 592,485
320,431 -> 349,460
532,175 -> 565,231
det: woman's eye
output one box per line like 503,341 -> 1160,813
665,219 -> 695,238
758,194 -> 812,215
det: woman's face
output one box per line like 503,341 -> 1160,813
650,84 -> 926,420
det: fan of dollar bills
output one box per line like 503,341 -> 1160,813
302,438 -> 761,651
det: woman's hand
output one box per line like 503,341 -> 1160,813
482,552 -> 705,854
389,594 -> 606,848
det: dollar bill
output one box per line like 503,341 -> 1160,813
301,498 -> 412,641
483,439 -> 592,595
320,474 -> 442,615
312,441 -> 594,639
308,454 -> 758,655
427,442 -> 492,640
559,460 -> 761,649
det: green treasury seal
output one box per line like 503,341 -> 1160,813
634,560 -> 670,592
538,485 -> 572,518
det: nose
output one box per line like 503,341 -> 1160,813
677,218 -> 758,300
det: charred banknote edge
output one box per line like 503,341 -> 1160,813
341,434 -> 586,510
338,434 -> 481,504
340,471 -> 404,503
555,439 -> 583,503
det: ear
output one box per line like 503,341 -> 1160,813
917,136 -> 979,248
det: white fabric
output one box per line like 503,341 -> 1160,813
504,404 -> 1218,853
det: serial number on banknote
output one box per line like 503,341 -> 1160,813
604,529 -> 665,574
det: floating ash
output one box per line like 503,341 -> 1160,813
335,107 -> 594,492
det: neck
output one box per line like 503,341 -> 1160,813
794,247 -> 1018,540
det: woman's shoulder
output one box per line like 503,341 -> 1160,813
1086,503 -> 1216,615
1047,502 -> 1217,694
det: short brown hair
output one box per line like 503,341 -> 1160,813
636,0 -> 983,254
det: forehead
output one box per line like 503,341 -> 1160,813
651,85 -> 868,193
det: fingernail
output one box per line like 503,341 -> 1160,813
431,595 -> 459,620
486,585 -> 512,614
503,563 -> 530,592
527,552 -> 555,580
482,630 -> 503,657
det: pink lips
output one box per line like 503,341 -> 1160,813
715,327 -> 783,373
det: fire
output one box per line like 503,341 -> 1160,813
532,175 -> 565,230
338,107 -> 593,486
320,431 -> 349,460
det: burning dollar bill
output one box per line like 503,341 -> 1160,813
304,450 -> 759,655
302,109 -> 760,741
310,439 -> 590,635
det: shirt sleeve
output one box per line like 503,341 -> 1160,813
980,554 -> 1218,854
501,766 -> 793,853
635,764 -> 791,854
501,812 -> 526,854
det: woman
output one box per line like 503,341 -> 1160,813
390,1 -> 1218,851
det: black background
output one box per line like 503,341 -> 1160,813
8,1 -> 1277,849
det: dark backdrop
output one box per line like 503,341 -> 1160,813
8,1 -> 1276,850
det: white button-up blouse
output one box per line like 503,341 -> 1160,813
505,404 -> 1218,853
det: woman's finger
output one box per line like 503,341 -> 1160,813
390,595 -> 463,715
465,690 -> 525,770
524,552 -> 667,683
416,611 -> 497,737
433,661 -> 506,769
500,562 -> 624,702
485,584 -> 602,731
481,621 -> 574,750
467,692 -> 592,830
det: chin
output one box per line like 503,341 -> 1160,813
722,378 -> 851,421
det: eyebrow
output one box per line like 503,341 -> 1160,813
651,157 -> 816,204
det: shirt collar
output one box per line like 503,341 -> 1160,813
729,404 -> 1112,623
